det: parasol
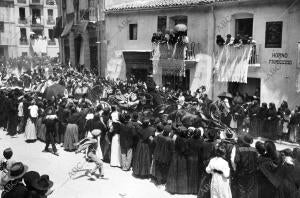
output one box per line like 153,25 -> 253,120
44,83 -> 66,100
174,24 -> 188,32
217,92 -> 233,100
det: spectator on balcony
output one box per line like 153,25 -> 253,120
225,34 -> 232,45
216,35 -> 225,46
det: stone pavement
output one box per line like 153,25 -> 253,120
0,130 -> 194,198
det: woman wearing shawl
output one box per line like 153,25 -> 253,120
166,126 -> 189,194
132,118 -> 155,178
63,106 -> 79,151
265,103 -> 278,140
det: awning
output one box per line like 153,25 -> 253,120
61,19 -> 74,37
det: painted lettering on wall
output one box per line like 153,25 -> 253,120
269,52 -> 293,65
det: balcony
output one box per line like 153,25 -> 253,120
248,44 -> 261,67
151,41 -> 200,62
30,0 -> 43,6
31,16 -> 44,27
20,39 -> 28,45
48,39 -> 56,45
18,18 -> 27,24
47,18 -> 55,25
17,0 -> 26,3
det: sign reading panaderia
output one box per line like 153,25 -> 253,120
269,52 -> 293,65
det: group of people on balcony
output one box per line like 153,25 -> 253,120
151,30 -> 189,46
216,34 -> 256,47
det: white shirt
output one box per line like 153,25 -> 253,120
28,105 -> 39,118
18,102 -> 24,117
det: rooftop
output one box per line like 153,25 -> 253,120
106,0 -> 214,11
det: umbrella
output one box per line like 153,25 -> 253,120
174,24 -> 187,32
44,83 -> 66,100
217,92 -> 232,99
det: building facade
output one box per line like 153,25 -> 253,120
55,0 -> 105,75
0,0 -> 17,60
0,0 -> 59,60
15,0 -> 59,57
105,0 -> 300,108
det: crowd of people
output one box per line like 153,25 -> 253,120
0,148 -> 54,198
0,63 -> 300,198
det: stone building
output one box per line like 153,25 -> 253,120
0,0 -> 59,59
105,0 -> 300,108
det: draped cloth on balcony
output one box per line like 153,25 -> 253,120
61,13 -> 74,37
152,43 -> 186,77
215,45 -> 253,83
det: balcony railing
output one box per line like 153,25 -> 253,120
17,0 -> 26,3
20,39 -> 28,45
47,18 -> 55,25
18,18 -> 27,24
30,0 -> 43,5
48,39 -> 56,45
248,44 -> 261,67
31,16 -> 43,26
152,41 -> 201,61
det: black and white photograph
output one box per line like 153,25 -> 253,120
0,0 -> 300,198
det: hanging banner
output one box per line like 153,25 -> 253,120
215,45 -> 253,83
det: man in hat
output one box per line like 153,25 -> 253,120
1,162 -> 29,198
31,174 -> 54,197
75,129 -> 104,179
233,133 -> 258,198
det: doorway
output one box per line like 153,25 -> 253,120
228,77 -> 260,100
162,69 -> 190,91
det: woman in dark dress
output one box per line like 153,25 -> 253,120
249,100 -> 260,137
166,126 -> 189,194
132,119 -> 155,178
197,129 -> 217,198
7,94 -> 18,136
258,103 -> 268,138
255,141 -> 277,198
265,103 -> 278,140
186,128 -> 203,194
151,125 -> 173,185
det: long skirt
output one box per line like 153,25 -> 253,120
7,115 -> 18,136
187,155 -> 200,194
36,118 -> 46,142
110,134 -> 121,167
63,124 -> 78,151
166,153 -> 188,194
24,118 -> 37,141
133,141 -> 152,177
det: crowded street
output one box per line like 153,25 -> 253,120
1,0 -> 300,198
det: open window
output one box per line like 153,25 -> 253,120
157,16 -> 167,33
32,8 -> 41,25
19,8 -> 26,21
20,28 -> 28,44
129,24 -> 138,40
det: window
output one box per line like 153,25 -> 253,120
48,9 -> 53,18
0,47 -> 4,57
22,52 -> 28,57
129,24 -> 137,40
32,9 -> 41,24
157,16 -> 167,33
48,29 -> 54,40
20,28 -> 27,44
0,21 -> 4,32
19,8 -> 26,20
265,21 -> 283,48
235,18 -> 253,44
